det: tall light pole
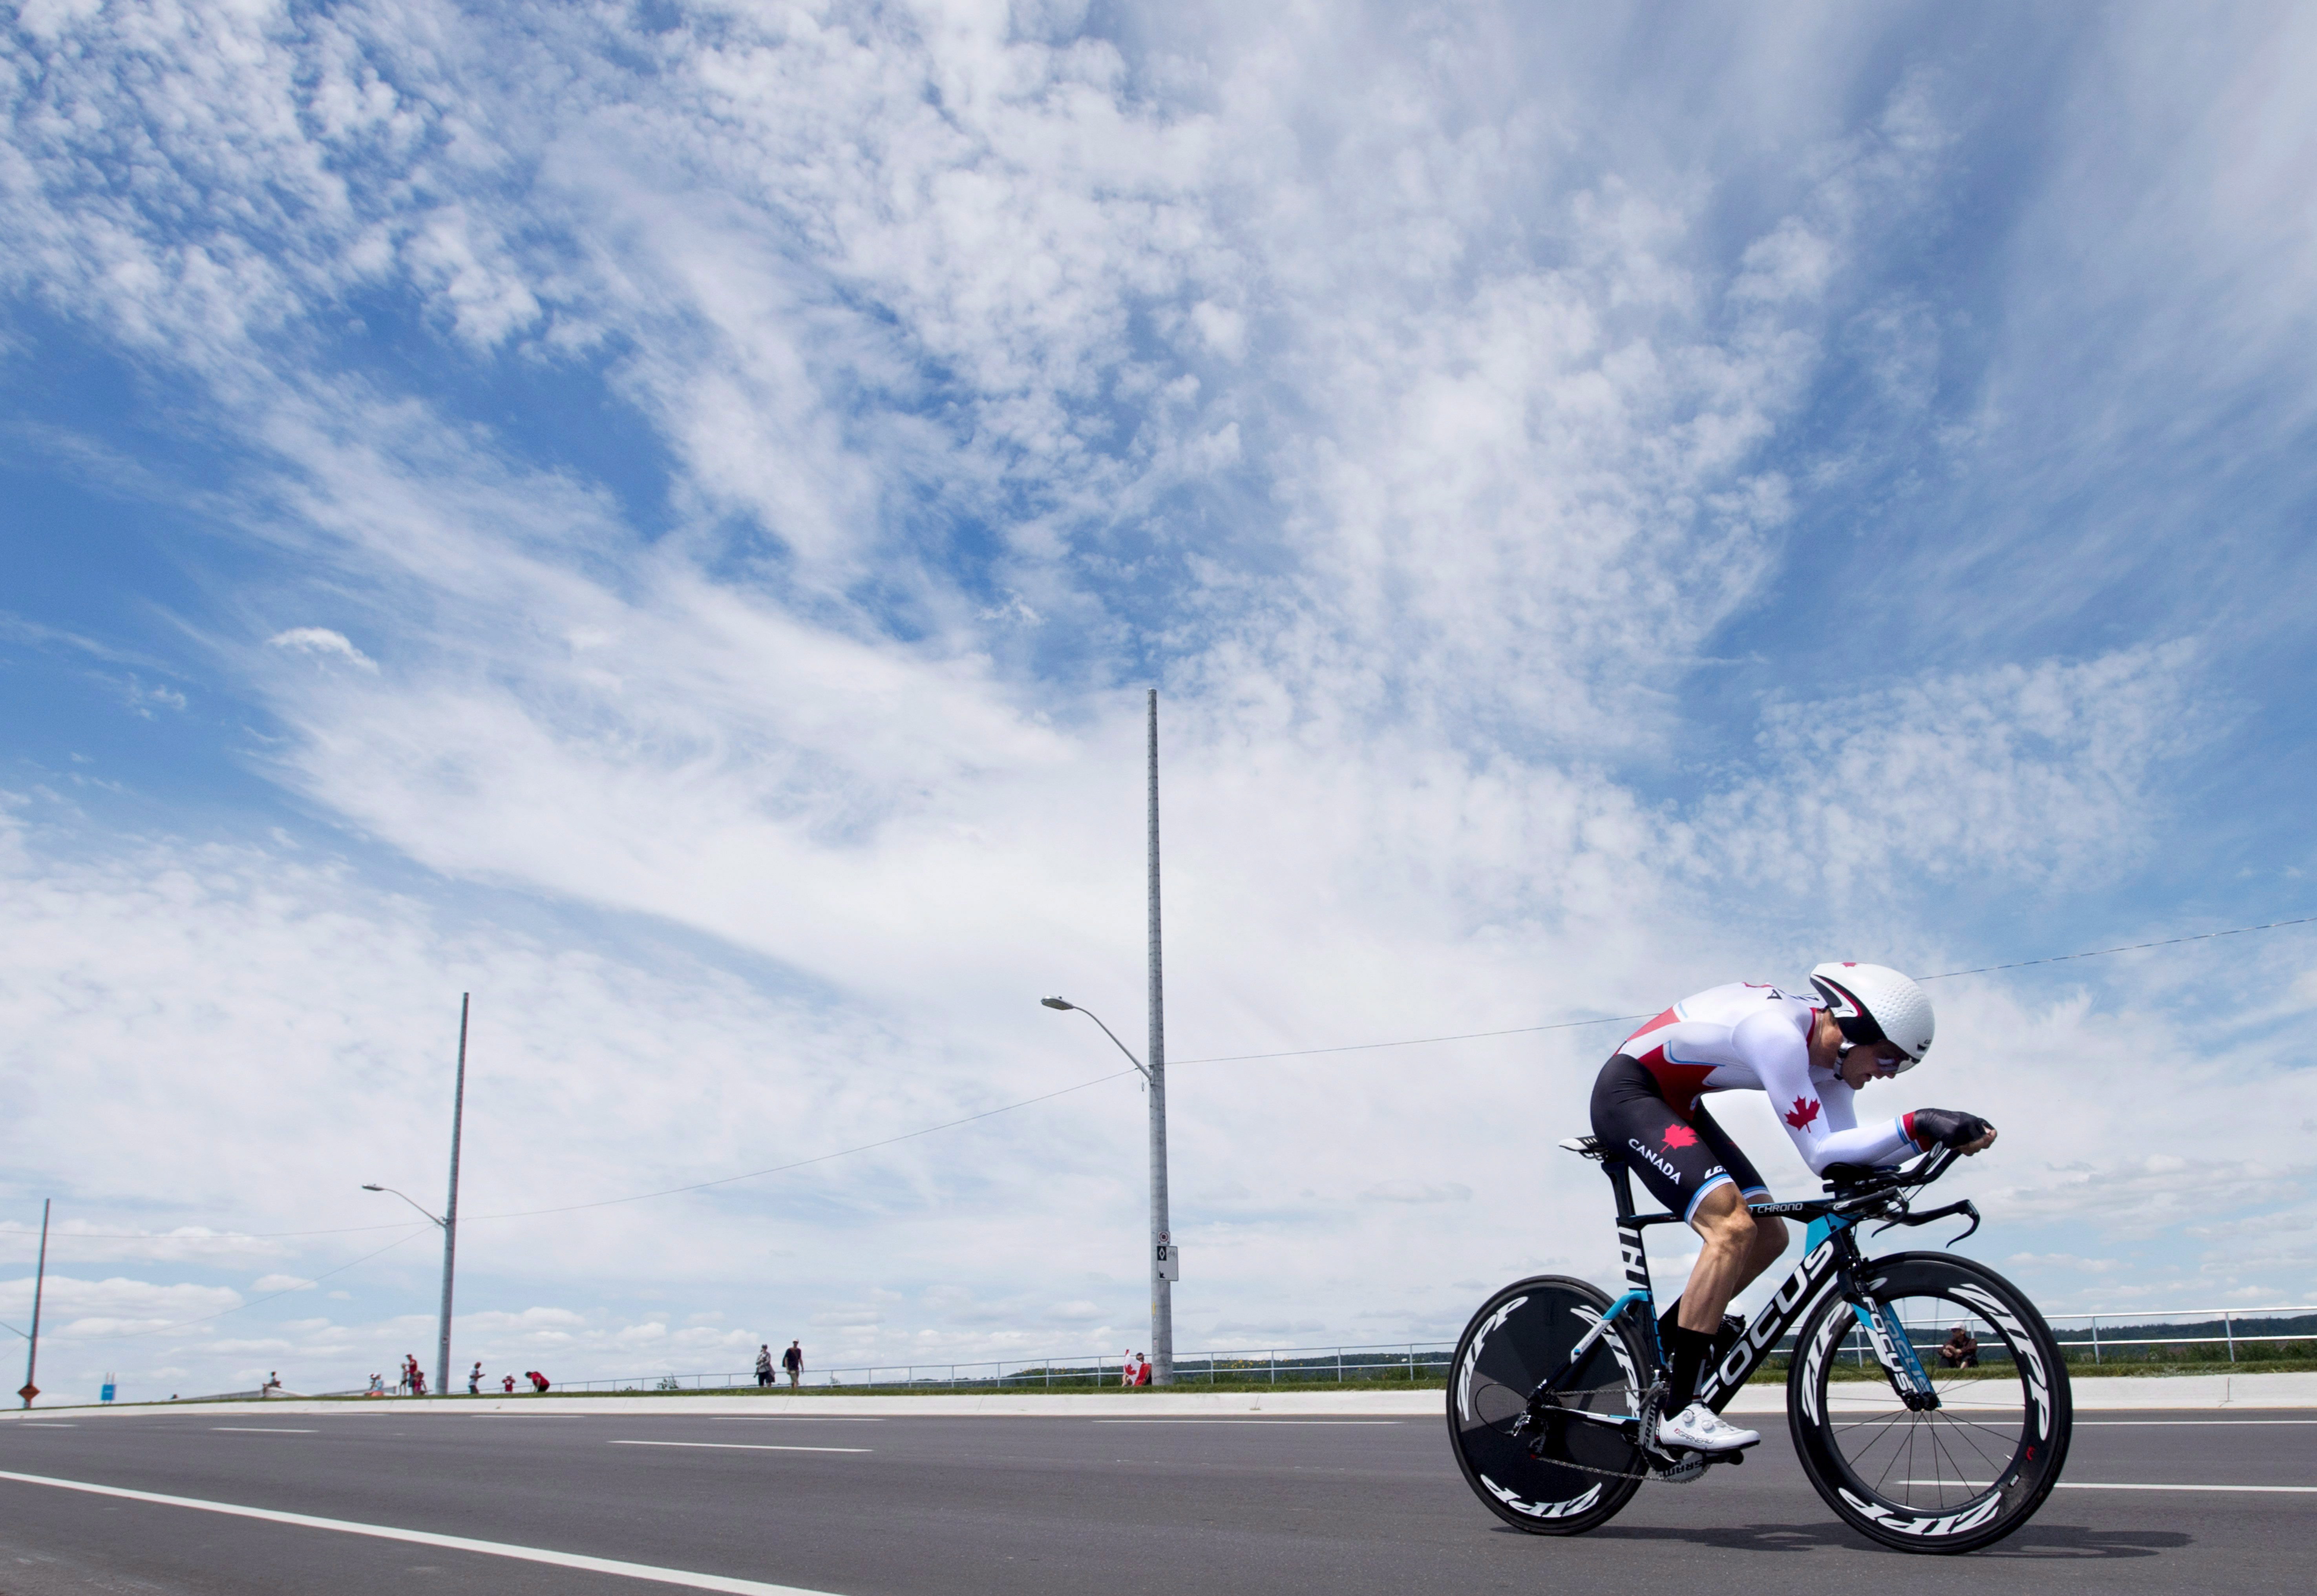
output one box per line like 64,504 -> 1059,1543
18,1198 -> 49,1408
1143,689 -> 1173,1384
439,993 -> 469,1399
1038,689 -> 1177,1384
363,993 -> 470,1397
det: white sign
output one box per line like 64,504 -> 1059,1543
1155,1243 -> 1181,1281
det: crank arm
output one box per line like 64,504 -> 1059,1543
1552,1408 -> 1641,1433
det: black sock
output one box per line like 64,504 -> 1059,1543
1668,1326 -> 1717,1408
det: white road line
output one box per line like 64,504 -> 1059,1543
1090,1419 -> 1403,1426
713,1417 -> 884,1424
2057,1483 -> 2317,1494
610,1441 -> 871,1454
2075,1420 -> 2317,1426
20,1423 -> 77,1428
1902,1479 -> 2317,1494
0,1470 -> 844,1594
211,1428 -> 316,1434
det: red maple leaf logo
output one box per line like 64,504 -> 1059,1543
1784,1097 -> 1822,1130
1661,1124 -> 1699,1149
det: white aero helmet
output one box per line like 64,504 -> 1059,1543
1809,961 -> 1935,1068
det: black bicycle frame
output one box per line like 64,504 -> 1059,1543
1538,1150 -> 1969,1426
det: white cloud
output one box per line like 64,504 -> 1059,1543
267,628 -> 378,672
1699,643 -> 2206,898
0,2 -> 2310,1405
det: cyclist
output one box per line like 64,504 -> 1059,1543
1588,962 -> 1995,1454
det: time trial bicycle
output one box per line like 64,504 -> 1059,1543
1447,1137 -> 2072,1553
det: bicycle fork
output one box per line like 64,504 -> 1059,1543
1820,1218 -> 1940,1411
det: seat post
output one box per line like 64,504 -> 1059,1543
1601,1159 -> 1652,1298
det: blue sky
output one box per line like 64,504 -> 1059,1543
4,0 -> 2315,1401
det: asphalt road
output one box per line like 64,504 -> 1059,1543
1,1408 -> 2311,1594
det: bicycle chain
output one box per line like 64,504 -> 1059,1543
1521,1379 -> 1702,1485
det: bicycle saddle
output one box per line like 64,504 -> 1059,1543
1559,1136 -> 1606,1161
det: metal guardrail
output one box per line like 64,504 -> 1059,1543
2042,1305 -> 2317,1364
535,1304 -> 2317,1394
547,1341 -> 1455,1394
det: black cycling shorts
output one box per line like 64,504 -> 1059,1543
1589,1053 -> 1770,1221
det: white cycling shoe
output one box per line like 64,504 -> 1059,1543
1657,1401 -> 1760,1453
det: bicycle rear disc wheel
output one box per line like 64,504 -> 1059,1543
1448,1275 -> 1649,1535
1788,1252 -> 2071,1553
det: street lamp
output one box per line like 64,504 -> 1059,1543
1040,997 -> 1148,1083
362,993 -> 472,1399
1043,995 -> 1175,1382
360,1182 -> 450,1395
1042,690 -> 1177,1384
361,1184 -> 443,1225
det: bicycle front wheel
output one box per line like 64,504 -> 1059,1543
1788,1252 -> 2071,1553
1447,1275 -> 1649,1535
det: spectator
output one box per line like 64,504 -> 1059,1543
1937,1326 -> 1980,1368
502,1373 -> 516,1394
412,1364 -> 428,1397
261,1371 -> 282,1398
1120,1348 -> 1137,1388
782,1341 -> 803,1388
756,1344 -> 775,1388
367,1373 -> 385,1397
1133,1353 -> 1153,1388
469,1361 -> 484,1396
527,1370 -> 551,1393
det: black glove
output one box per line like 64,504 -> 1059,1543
1911,1108 -> 1992,1150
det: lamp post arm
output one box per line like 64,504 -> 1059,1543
1071,1007 -> 1151,1083
365,1185 -> 446,1229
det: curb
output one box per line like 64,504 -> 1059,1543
11,1371 -> 2314,1422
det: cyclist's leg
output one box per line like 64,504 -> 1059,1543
1589,1059 -> 1760,1448
1678,1185 -> 1758,1328
1678,1107 -> 1782,1330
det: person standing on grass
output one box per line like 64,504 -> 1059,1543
1120,1349 -> 1137,1388
756,1344 -> 775,1387
783,1341 -> 804,1388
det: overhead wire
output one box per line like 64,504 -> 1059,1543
15,910 -> 2312,1247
